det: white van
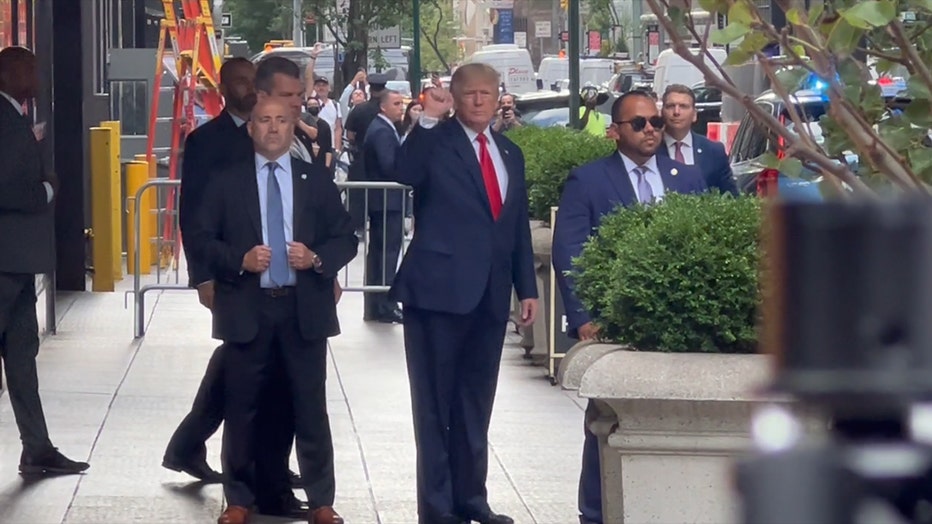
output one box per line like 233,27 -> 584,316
652,47 -> 727,95
537,56 -> 616,91
464,44 -> 537,95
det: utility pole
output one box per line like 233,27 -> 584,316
292,0 -> 305,45
568,0 -> 580,128
411,0 -> 422,94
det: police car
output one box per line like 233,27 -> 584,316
728,75 -> 910,199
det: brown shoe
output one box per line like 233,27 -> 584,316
218,505 -> 250,524
309,506 -> 344,524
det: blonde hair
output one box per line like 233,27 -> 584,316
450,63 -> 500,95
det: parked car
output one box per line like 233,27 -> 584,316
691,83 -> 722,136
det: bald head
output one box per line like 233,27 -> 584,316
0,46 -> 37,103
248,97 -> 294,159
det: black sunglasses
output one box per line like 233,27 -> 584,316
613,116 -> 665,132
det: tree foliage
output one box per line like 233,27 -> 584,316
224,0 -> 291,53
643,0 -> 932,193
404,0 -> 460,74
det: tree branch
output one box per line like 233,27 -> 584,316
889,19 -> 932,97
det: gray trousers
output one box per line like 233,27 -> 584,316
0,272 -> 52,455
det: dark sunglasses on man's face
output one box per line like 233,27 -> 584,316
613,116 -> 665,132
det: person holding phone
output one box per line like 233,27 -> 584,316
491,93 -> 522,132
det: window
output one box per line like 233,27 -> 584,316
730,102 -> 773,163
110,80 -> 148,135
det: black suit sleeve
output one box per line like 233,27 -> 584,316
311,173 -> 359,279
370,127 -> 398,180
709,141 -> 738,195
190,173 -> 249,283
180,130 -> 213,286
394,123 -> 440,187
317,121 -> 333,158
0,116 -> 50,213
510,147 -> 538,301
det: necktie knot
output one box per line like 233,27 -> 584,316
476,133 -> 487,146
266,161 -> 279,174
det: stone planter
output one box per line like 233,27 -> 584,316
561,342 -> 786,524
514,220 -> 552,363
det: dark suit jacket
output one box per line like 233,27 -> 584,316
0,98 -> 55,274
552,153 -> 707,335
180,110 -> 254,287
362,115 -> 404,212
390,118 -> 537,322
189,156 -> 358,343
657,131 -> 738,195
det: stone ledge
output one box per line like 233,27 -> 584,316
558,341 -> 621,391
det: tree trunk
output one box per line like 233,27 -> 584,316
341,0 -> 368,90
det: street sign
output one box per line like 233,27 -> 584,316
534,20 -> 551,38
560,30 -> 569,42
220,12 -> 232,28
515,31 -> 527,48
489,0 -> 514,8
368,26 -> 401,49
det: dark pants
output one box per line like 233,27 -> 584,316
402,287 -> 508,523
579,399 -> 603,523
163,343 -> 295,506
222,293 -> 334,509
365,209 -> 404,318
0,272 -> 53,455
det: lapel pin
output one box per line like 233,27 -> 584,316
671,168 -> 678,176
697,148 -> 702,154
301,173 -> 307,180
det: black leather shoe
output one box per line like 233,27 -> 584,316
289,469 -> 302,487
20,448 -> 89,475
467,512 -> 514,524
161,456 -> 222,482
435,516 -> 469,524
257,493 -> 308,519
579,518 -> 602,524
375,306 -> 403,324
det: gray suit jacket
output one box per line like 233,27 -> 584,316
0,97 -> 55,274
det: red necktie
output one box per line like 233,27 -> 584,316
674,141 -> 686,163
476,133 -> 503,219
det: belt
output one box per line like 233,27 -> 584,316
261,286 -> 294,298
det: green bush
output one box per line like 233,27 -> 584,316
506,125 -> 615,222
573,192 -> 763,353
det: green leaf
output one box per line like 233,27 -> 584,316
841,0 -> 897,28
668,6 -> 686,27
906,0 -> 932,13
905,99 -> 932,127
728,0 -> 754,25
698,0 -> 729,14
779,157 -> 804,178
879,120 -> 921,151
907,76 -> 932,99
789,44 -> 807,58
910,146 -> 932,181
826,18 -> 864,55
723,47 -> 752,65
786,7 -> 805,25
760,152 -> 780,169
711,22 -> 751,45
808,2 -> 825,26
774,67 -> 809,92
737,31 -> 771,55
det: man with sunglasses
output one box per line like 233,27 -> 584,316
552,90 -> 707,524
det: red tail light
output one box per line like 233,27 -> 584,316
757,168 -> 779,197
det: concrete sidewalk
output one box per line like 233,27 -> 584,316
0,264 -> 585,523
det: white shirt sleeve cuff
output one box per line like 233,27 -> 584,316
419,116 -> 440,129
43,182 -> 54,203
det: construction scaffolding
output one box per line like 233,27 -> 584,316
145,0 -> 224,269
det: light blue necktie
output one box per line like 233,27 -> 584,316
265,162 -> 289,286
636,166 -> 654,204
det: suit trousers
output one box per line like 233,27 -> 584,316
364,210 -> 404,316
222,293 -> 334,509
579,399 -> 603,523
0,272 -> 53,455
402,285 -> 509,523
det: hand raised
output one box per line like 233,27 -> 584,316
422,86 -> 453,119
242,245 -> 271,273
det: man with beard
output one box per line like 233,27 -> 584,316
552,91 -> 707,524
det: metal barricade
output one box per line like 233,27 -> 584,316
336,181 -> 412,292
130,178 -> 186,338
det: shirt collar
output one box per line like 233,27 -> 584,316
664,131 -> 693,149
377,113 -> 396,129
230,113 -> 246,127
618,151 -> 659,177
0,90 -> 24,116
255,152 -> 292,174
457,118 -> 492,144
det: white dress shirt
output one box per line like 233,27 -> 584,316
619,152 -> 665,202
255,152 -> 296,288
418,116 -> 509,202
2,90 -> 54,204
664,132 -> 695,165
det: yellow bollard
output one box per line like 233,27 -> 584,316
99,121 -> 123,282
89,127 -> 115,292
125,162 -> 152,277
134,153 -> 158,267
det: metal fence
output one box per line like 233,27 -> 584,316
129,178 -> 412,338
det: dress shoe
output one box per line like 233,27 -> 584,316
466,512 -> 514,524
375,306 -> 403,324
19,448 -> 89,475
579,518 -> 602,524
435,515 -> 469,524
162,456 -> 222,482
257,493 -> 308,519
309,505 -> 344,524
289,468 -> 303,488
218,505 -> 250,524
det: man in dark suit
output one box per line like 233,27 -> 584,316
657,83 -> 738,195
188,97 -> 357,524
552,90 -> 707,524
344,73 -> 390,232
0,46 -> 89,476
362,89 -> 406,323
391,63 -> 538,524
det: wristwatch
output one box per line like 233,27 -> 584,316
311,253 -> 323,272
